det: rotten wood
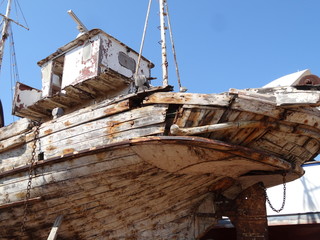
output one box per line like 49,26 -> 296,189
0,146 -> 222,239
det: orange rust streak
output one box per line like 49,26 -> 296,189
44,129 -> 53,135
64,121 -> 72,127
63,148 -> 75,155
46,146 -> 57,151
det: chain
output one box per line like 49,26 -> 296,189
21,121 -> 41,234
264,172 -> 287,213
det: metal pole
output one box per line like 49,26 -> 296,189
0,0 -> 12,75
67,10 -> 88,33
159,0 -> 168,87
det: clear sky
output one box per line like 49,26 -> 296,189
1,0 -> 320,125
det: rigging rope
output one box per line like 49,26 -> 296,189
135,0 -> 152,77
9,24 -> 18,122
0,0 -> 5,8
14,0 -> 28,29
9,24 -> 19,83
165,2 -> 183,91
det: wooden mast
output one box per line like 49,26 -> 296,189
0,0 -> 12,127
0,0 -> 12,74
159,0 -> 168,87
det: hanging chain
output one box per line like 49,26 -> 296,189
21,120 -> 41,233
264,172 -> 287,213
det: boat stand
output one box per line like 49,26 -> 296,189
217,183 -> 268,240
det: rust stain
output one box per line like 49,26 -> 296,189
104,101 -> 129,115
15,192 -> 26,200
209,177 -> 235,192
63,148 -> 75,155
107,121 -> 120,128
44,129 -> 53,135
46,146 -> 57,151
64,121 -> 72,127
95,152 -> 108,162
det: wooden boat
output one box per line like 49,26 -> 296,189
1,1 -> 320,239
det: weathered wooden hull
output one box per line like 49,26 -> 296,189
0,87 -> 319,239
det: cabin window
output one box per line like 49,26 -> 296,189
82,43 -> 92,62
118,51 -> 136,73
41,57 -> 65,97
51,60 -> 64,94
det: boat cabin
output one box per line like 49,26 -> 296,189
12,29 -> 154,120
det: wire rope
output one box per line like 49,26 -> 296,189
165,2 -> 183,91
135,0 -> 152,77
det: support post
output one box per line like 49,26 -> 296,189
47,215 -> 64,240
230,183 -> 268,240
216,183 -> 268,240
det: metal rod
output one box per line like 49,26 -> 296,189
67,10 -> 88,33
159,0 -> 168,87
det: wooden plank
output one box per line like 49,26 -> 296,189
0,141 -> 33,173
229,88 -> 276,104
43,124 -> 165,159
231,97 -> 284,118
39,99 -> 132,138
47,215 -> 63,240
275,91 -> 320,107
284,109 -> 320,128
0,118 -> 32,141
40,105 -> 167,148
0,134 -> 26,153
143,92 -> 232,106
0,197 -> 42,210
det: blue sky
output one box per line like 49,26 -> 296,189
1,0 -> 320,125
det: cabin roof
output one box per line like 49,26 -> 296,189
37,28 -> 154,68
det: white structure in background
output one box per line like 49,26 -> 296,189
263,69 -> 311,88
266,162 -> 320,225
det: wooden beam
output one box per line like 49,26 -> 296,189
47,215 -> 63,240
170,121 -> 262,136
0,197 -> 42,209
